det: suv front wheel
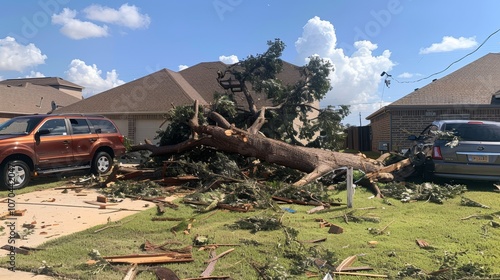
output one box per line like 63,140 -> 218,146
92,151 -> 113,175
1,160 -> 31,190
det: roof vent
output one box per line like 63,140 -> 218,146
414,88 -> 419,91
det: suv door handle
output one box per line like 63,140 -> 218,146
89,138 -> 97,143
63,140 -> 70,145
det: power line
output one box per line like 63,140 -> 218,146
383,27 -> 500,84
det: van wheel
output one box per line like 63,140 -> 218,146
92,152 -> 113,175
1,160 -> 31,190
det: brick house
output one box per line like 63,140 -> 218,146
0,77 -> 83,122
55,61 -> 311,145
366,53 -> 500,152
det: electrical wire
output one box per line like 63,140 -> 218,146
384,27 -> 500,84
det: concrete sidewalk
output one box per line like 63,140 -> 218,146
0,185 -> 159,279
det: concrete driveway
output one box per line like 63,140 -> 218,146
0,184 -> 159,279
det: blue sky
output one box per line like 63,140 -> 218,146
1,0 -> 500,126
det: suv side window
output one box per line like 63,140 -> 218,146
39,119 -> 67,136
89,119 -> 117,134
70,118 -> 91,134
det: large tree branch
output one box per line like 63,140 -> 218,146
131,101 -> 410,196
248,104 -> 283,135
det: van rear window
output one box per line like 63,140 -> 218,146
443,123 -> 500,141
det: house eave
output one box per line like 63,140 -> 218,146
366,104 -> 500,120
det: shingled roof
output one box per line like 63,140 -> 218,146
0,83 -> 82,115
56,68 -> 209,114
367,53 -> 500,119
56,60 -> 304,114
0,77 -> 83,90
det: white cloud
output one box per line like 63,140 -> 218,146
84,4 -> 150,29
52,8 -> 109,40
419,36 -> 477,54
0,36 -> 47,71
26,71 -> 46,78
178,65 -> 189,71
219,55 -> 239,64
65,59 -> 124,98
295,17 -> 395,125
398,72 -> 413,78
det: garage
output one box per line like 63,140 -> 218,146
135,119 -> 165,145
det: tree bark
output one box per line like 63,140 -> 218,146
130,101 -> 410,195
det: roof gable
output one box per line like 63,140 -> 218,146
391,53 -> 500,106
56,60 -> 304,115
0,77 -> 83,90
56,68 -> 209,114
0,83 -> 81,115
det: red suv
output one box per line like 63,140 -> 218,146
0,114 -> 126,189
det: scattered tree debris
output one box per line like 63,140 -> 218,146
181,277 -> 232,280
204,248 -> 235,263
1,244 -> 31,255
332,210 -> 381,224
103,252 -> 193,264
200,249 -> 217,277
300,237 -> 327,244
380,182 -> 467,204
228,215 -> 282,233
461,211 -> 500,220
328,224 -> 344,234
460,196 -> 490,208
154,267 -> 180,280
123,263 -> 138,280
151,217 -> 184,222
368,220 -> 394,235
415,239 -> 435,250
331,271 -> 388,278
141,240 -> 186,252
335,255 -> 357,272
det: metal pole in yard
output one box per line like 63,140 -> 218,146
346,167 -> 354,208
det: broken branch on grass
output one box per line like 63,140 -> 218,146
460,197 -> 490,208
94,219 -> 132,233
181,277 -> 232,280
331,271 -> 388,278
204,248 -> 235,263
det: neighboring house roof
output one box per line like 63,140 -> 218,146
56,68 -> 210,114
367,52 -> 500,119
0,77 -> 84,90
0,83 -> 82,115
56,60 -> 304,114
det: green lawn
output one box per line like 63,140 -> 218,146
1,178 -> 498,279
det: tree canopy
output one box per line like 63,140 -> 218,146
158,39 -> 349,150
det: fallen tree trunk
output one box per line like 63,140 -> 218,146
131,101 -> 411,196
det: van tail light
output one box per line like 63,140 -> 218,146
119,135 -> 125,143
432,146 -> 443,160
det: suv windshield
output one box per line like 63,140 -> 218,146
443,123 -> 500,141
0,117 -> 44,135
